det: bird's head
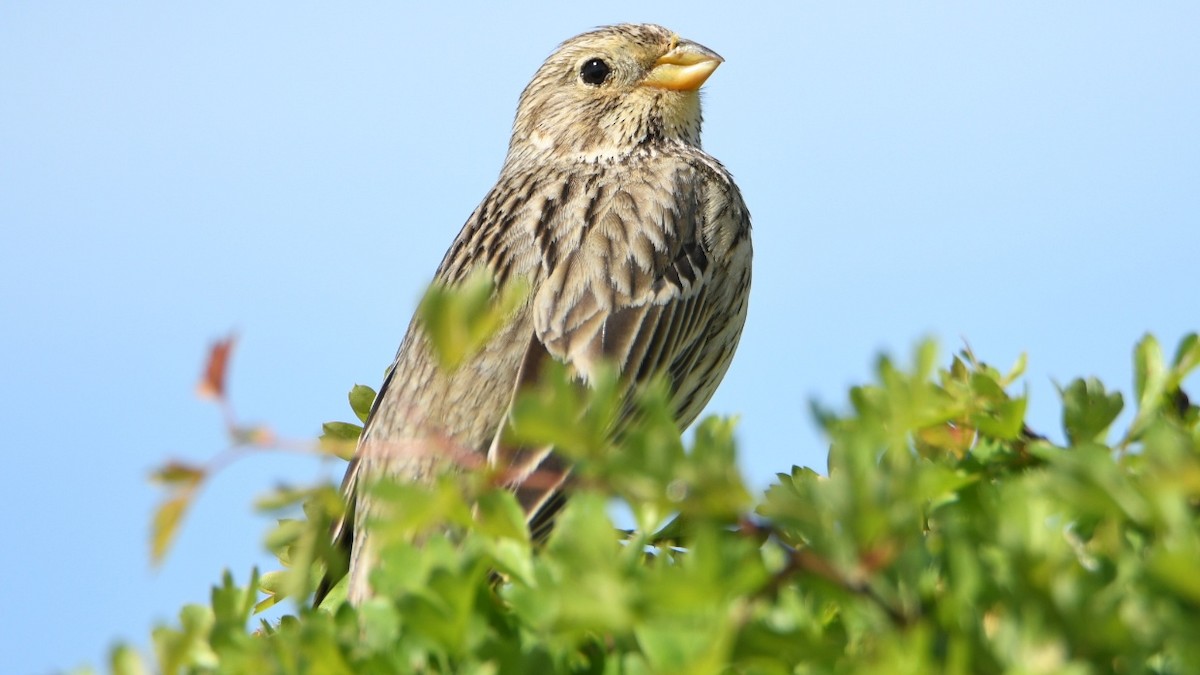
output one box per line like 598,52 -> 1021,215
507,24 -> 723,163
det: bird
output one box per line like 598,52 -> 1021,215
315,23 -> 752,607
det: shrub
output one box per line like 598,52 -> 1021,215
130,331 -> 1200,674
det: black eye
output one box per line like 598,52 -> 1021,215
579,58 -> 610,85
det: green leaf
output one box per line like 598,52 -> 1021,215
211,569 -> 257,629
109,644 -> 150,675
153,604 -> 218,672
473,488 -> 530,542
1134,334 -> 1167,410
972,390 -> 1028,440
150,495 -> 191,566
1001,352 -> 1028,387
254,570 -> 289,613
319,421 -> 362,460
1060,377 -> 1124,445
1171,332 -> 1200,376
1148,545 -> 1200,605
357,599 -> 402,654
320,421 -> 362,442
254,484 -> 320,512
348,384 -> 376,423
419,269 -> 530,371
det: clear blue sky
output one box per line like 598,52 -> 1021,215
2,3 -> 1197,672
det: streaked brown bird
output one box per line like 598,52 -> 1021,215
317,23 -> 752,606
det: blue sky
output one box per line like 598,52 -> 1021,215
2,3 -> 1197,672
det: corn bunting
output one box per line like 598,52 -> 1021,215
317,23 -> 752,606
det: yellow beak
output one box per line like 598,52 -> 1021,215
642,37 -> 724,91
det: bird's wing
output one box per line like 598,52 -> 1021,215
313,362 -> 399,607
490,173 -> 725,536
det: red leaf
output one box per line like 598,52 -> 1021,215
197,334 -> 236,400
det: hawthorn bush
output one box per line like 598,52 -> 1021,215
122,330 -> 1200,674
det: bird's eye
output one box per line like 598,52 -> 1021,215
579,58 -> 611,86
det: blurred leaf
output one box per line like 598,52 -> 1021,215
508,360 -> 621,462
473,488 -> 530,542
254,570 -> 289,613
255,484 -> 318,513
1060,377 -> 1124,445
1001,352 -> 1028,387
196,334 -> 236,400
914,422 -> 975,459
153,604 -> 218,673
149,461 -> 204,487
1171,332 -> 1200,377
1148,546 -> 1200,605
1134,334 -> 1167,411
367,475 -> 475,543
150,495 -> 191,565
914,463 -> 979,506
972,393 -> 1027,440
262,519 -> 305,557
109,644 -> 149,675
419,270 -> 530,371
314,574 -> 348,612
211,569 -> 257,629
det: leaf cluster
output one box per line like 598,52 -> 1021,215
127,321 -> 1200,673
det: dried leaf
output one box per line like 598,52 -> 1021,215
197,334 -> 237,400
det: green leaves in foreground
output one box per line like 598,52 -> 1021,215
419,269 -> 530,371
123,332 -> 1200,674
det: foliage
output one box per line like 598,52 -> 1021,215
128,319 -> 1200,673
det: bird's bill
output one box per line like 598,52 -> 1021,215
642,39 -> 723,92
